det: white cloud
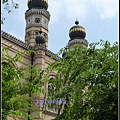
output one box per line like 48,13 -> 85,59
48,0 -> 63,24
49,0 -> 118,24
10,0 -> 118,25
63,0 -> 89,20
2,0 -> 118,53
3,0 -> 118,25
91,0 -> 118,20
49,0 -> 90,24
14,0 -> 27,22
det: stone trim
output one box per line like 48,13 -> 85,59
33,44 -> 60,60
34,56 -> 45,60
1,31 -> 32,50
25,9 -> 50,20
34,63 -> 45,66
26,24 -> 48,31
45,50 -> 60,60
45,111 -> 57,117
34,44 -> 46,50
68,38 -> 89,47
2,31 -> 60,61
2,42 -> 31,60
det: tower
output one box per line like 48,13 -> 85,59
25,0 -> 50,48
62,20 -> 88,58
68,20 -> 88,49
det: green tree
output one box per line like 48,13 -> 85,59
1,0 -> 19,24
46,40 -> 118,120
2,46 -> 46,120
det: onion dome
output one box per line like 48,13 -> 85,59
69,20 -> 86,40
35,30 -> 46,44
28,0 -> 48,10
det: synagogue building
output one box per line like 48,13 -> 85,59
2,0 -> 88,119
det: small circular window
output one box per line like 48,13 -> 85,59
35,18 -> 40,23
36,31 -> 39,35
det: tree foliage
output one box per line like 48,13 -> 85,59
2,40 -> 118,120
46,40 -> 118,120
2,46 -> 46,120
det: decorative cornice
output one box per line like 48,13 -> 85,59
28,0 -> 48,5
33,44 -> 60,60
34,43 -> 46,50
25,9 -> 50,20
26,24 -> 48,31
68,38 -> 89,47
45,49 -> 60,61
1,31 -> 32,50
2,31 -> 60,61
69,27 -> 86,34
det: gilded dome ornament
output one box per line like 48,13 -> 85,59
28,0 -> 48,10
69,20 -> 86,39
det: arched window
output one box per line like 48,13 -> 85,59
2,61 -> 18,69
48,78 -> 58,113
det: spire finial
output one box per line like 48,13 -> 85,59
39,29 -> 42,34
75,19 -> 79,25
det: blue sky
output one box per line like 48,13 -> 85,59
2,0 -> 119,53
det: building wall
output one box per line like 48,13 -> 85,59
2,33 -> 57,120
2,37 -> 31,68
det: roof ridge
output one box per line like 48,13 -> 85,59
1,31 -> 60,60
1,30 -> 32,49
2,30 -> 24,43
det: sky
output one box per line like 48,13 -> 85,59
2,0 -> 119,53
